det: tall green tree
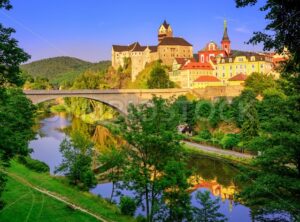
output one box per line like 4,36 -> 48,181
147,65 -> 174,89
119,97 -> 191,222
235,1 -> 300,220
193,191 -> 227,222
0,0 -> 35,209
55,131 -> 97,190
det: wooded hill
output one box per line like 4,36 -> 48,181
21,56 -> 111,85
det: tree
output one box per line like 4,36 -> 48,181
55,131 -> 97,190
147,65 -> 175,89
193,191 -> 227,222
98,146 -> 126,203
119,97 -> 190,222
235,1 -> 300,220
244,72 -> 277,96
241,101 -> 259,142
0,2 -> 30,87
172,96 -> 196,129
235,0 -> 300,93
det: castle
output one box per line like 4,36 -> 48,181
112,21 -> 193,81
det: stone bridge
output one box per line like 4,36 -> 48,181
23,89 -> 189,114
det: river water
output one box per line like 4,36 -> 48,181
29,113 -> 251,222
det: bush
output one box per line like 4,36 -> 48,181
220,134 -> 240,149
136,215 -> 147,222
18,156 -> 50,173
211,130 -> 225,146
197,129 -> 212,140
119,196 -> 136,216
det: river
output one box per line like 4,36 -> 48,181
29,113 -> 251,222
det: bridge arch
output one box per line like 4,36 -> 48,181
23,89 -> 190,115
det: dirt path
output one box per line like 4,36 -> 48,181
3,171 -> 111,222
184,141 -> 253,159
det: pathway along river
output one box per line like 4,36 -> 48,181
30,113 -> 251,222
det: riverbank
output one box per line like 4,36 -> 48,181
182,142 -> 253,166
0,160 -> 134,222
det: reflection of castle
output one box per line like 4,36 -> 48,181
189,176 -> 236,211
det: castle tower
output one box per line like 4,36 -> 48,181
158,20 -> 173,43
221,20 -> 231,55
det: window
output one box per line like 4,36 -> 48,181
251,56 -> 255,61
252,65 -> 255,69
201,55 -> 204,63
229,58 -> 232,62
223,66 -> 225,70
240,65 -> 243,69
230,66 -> 232,70
238,58 -> 243,62
223,73 -> 225,77
261,64 -> 264,68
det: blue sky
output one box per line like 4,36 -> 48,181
1,0 -> 267,62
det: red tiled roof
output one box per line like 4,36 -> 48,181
194,75 -> 221,82
228,73 -> 247,81
181,62 -> 213,70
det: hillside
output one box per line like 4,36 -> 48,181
21,57 -> 111,85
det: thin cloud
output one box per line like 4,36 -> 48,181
235,27 -> 251,34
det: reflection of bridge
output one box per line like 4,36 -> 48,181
23,89 -> 189,114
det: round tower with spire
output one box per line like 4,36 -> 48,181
158,20 -> 173,43
221,20 -> 231,55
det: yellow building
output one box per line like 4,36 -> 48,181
169,58 -> 215,88
214,51 -> 274,84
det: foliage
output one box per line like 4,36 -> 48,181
240,103 -> 259,142
147,64 -> 175,89
193,191 -> 227,222
55,131 -> 96,190
244,72 -> 277,95
220,134 -> 240,149
156,161 -> 192,222
231,89 -> 257,127
172,96 -> 197,128
0,0 -> 35,210
17,156 -> 49,173
0,88 -> 36,162
23,75 -> 53,90
20,56 -> 111,86
119,97 -> 191,222
235,0 -> 299,59
98,147 -> 126,202
198,129 -> 212,141
119,196 -> 137,216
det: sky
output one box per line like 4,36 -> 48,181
0,0 -> 268,63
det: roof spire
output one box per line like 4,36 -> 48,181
224,19 -> 227,31
222,19 -> 230,41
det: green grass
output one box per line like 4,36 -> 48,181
1,161 -> 135,222
0,177 -> 99,222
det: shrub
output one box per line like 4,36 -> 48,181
211,130 -> 225,146
119,196 -> 136,216
220,134 -> 240,149
197,129 -> 212,140
18,156 -> 50,173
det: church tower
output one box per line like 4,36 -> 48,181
158,20 -> 173,43
221,20 -> 231,55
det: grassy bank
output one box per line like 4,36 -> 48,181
183,144 -> 252,166
0,160 -> 135,222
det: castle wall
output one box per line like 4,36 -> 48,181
158,45 -> 193,66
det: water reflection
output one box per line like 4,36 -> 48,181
30,113 -> 251,222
